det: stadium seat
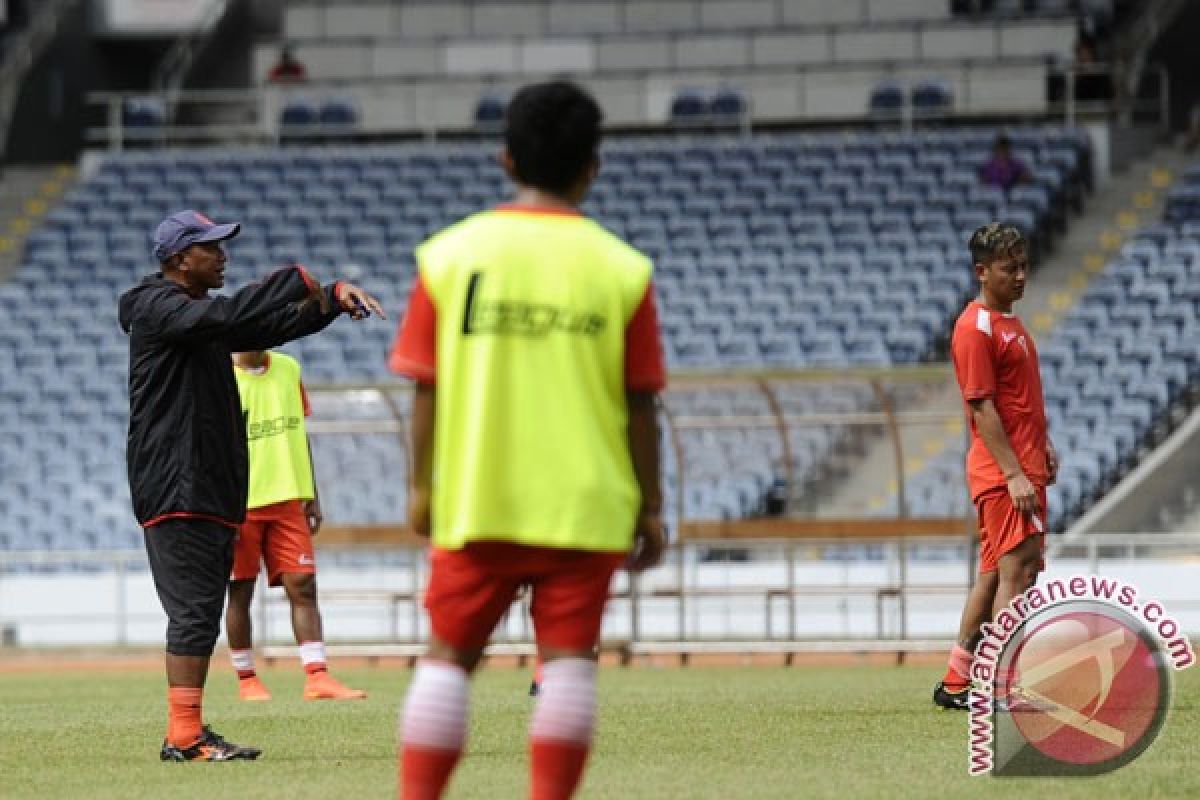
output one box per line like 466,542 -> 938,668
868,81 -> 905,119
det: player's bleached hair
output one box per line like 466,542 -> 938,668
505,80 -> 603,194
969,222 -> 1026,265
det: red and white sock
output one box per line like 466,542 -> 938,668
942,644 -> 974,690
300,640 -> 327,675
529,658 -> 597,800
399,660 -> 469,800
231,649 -> 256,680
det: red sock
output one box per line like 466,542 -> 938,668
530,739 -> 590,800
237,670 -> 256,680
304,662 -> 327,676
166,687 -> 204,747
400,745 -> 461,800
942,645 -> 973,690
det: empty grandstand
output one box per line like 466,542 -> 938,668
3,124 -> 1091,544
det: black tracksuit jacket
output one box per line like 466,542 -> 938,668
118,267 -> 342,529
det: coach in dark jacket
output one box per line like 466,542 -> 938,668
118,210 -> 385,762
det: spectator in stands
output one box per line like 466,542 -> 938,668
979,134 -> 1031,192
119,210 -> 384,762
1071,35 -> 1113,104
267,44 -> 307,84
225,349 -> 366,703
390,80 -> 665,799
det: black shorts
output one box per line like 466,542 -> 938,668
144,518 -> 236,657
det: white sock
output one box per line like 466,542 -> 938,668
231,649 -> 255,675
400,661 -> 469,751
299,640 -> 326,671
530,658 -> 597,745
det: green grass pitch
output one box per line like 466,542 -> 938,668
3,662 -> 1199,799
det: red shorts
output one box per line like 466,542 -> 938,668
424,542 -> 625,653
231,499 -> 316,586
975,486 -> 1047,575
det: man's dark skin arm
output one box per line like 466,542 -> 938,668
305,435 -> 322,535
408,381 -> 435,537
626,391 -> 665,571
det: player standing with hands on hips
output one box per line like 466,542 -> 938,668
119,210 -> 384,761
226,349 -> 367,702
934,222 -> 1057,710
390,81 -> 667,799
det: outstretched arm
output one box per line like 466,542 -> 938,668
226,280 -> 386,352
138,265 -> 322,342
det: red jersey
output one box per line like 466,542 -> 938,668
951,300 -> 1048,501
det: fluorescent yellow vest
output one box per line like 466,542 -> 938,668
235,352 -> 315,509
418,209 -> 653,552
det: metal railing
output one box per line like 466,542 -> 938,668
300,368 -> 968,528
85,56 -> 1071,150
1048,62 -> 1170,130
151,0 -> 231,93
7,533 -> 1200,653
0,535 -> 970,651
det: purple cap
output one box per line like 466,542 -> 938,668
152,210 -> 241,261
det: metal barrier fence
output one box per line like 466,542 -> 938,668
5,534 -> 1200,654
301,368 -> 971,529
0,535 -> 970,652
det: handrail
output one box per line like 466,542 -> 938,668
295,368 -> 958,531
84,57 -> 1065,149
151,0 -> 231,93
7,533 -> 1200,649
1108,0 -> 1188,127
1050,61 -> 1171,130
0,0 -> 80,165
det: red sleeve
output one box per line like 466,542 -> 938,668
625,282 -> 667,392
389,274 -> 437,383
299,381 -> 311,417
954,327 -> 996,402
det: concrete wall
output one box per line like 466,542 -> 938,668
4,555 -> 1200,646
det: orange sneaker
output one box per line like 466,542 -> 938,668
303,671 -> 367,700
238,675 -> 272,702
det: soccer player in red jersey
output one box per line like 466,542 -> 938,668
389,81 -> 666,799
934,223 -> 1058,710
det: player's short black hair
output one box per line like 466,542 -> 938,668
504,81 -> 603,194
969,222 -> 1026,265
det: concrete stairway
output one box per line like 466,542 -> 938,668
0,164 -> 75,282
